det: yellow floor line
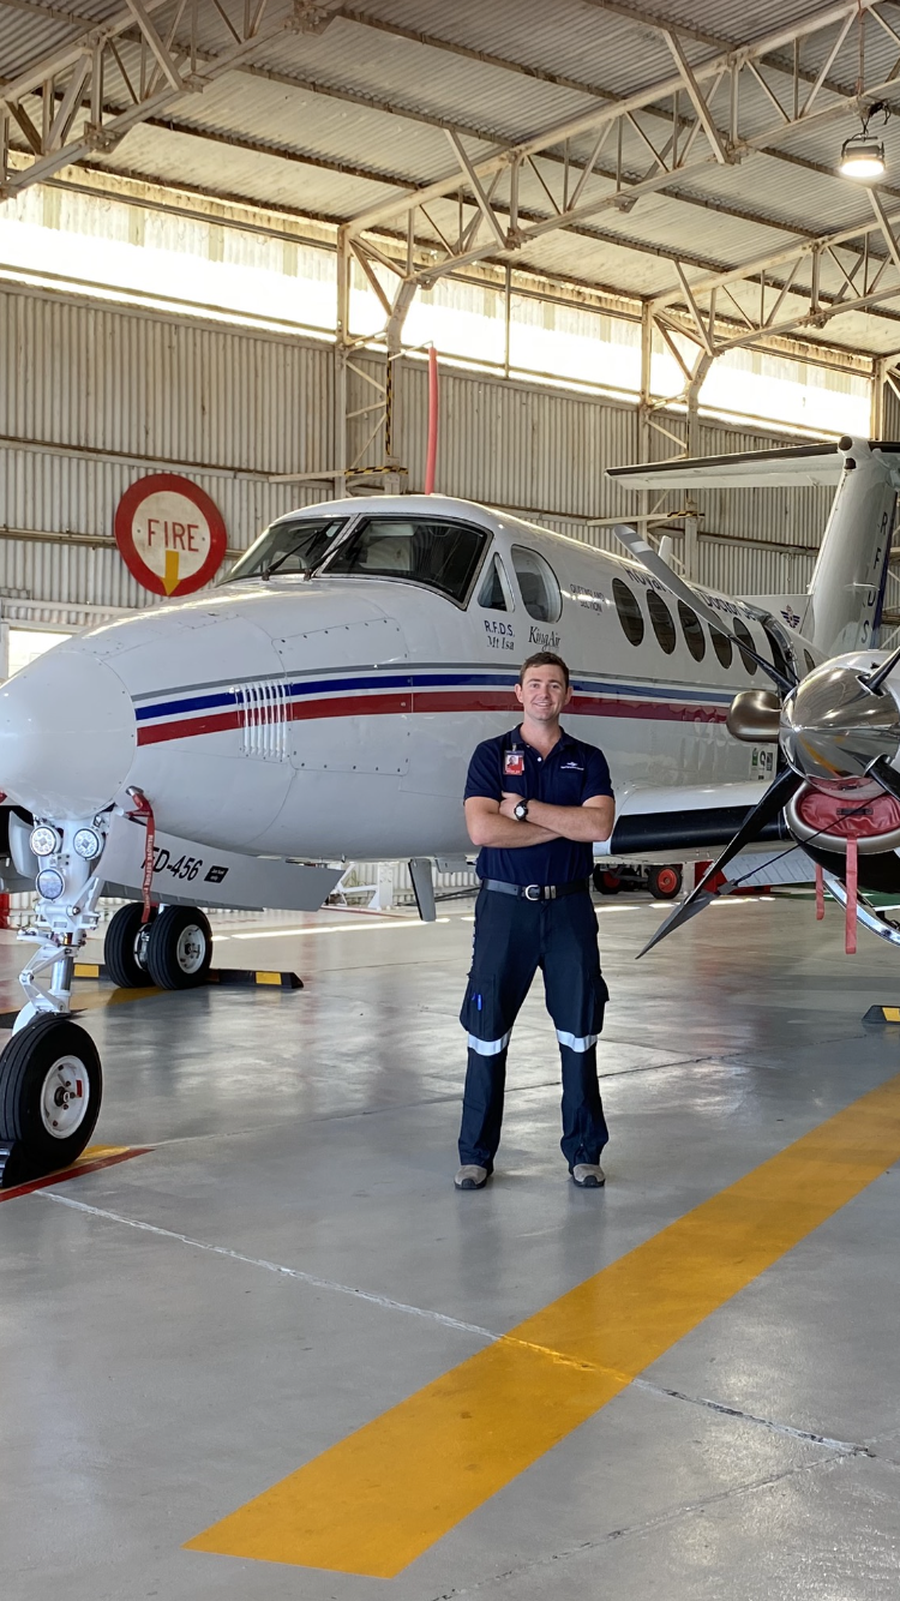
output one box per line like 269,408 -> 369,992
185,1070 -> 900,1578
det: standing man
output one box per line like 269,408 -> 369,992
456,652 -> 615,1191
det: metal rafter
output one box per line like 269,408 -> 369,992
0,0 -> 345,195
14,1 -> 900,313
646,180 -> 900,357
345,1 -> 888,245
335,0 -> 900,360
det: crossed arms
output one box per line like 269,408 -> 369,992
465,792 -> 615,849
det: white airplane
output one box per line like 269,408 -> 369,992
0,432 -> 898,1183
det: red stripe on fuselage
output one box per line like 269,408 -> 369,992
136,687 -> 728,746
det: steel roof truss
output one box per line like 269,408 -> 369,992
870,190 -> 900,274
125,0 -> 185,92
346,2 -> 885,243
662,28 -> 729,163
344,1 -> 894,310
445,131 -> 508,251
0,0 -> 346,197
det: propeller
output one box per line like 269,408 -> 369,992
637,766 -> 802,958
613,520 -> 900,957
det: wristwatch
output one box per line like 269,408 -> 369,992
513,799 -> 529,822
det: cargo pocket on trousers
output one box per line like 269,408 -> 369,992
591,969 -> 610,1035
459,973 -> 501,1041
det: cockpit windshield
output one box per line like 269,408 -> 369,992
325,516 -> 487,604
220,515 -> 348,583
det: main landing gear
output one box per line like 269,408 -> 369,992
103,903 -> 212,990
0,806 -> 215,1186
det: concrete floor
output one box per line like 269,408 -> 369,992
4,892 -> 900,1599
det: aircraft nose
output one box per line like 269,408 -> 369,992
0,647 -> 136,817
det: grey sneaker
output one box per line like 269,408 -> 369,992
571,1163 -> 606,1188
455,1164 -> 489,1190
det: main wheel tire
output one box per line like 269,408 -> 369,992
647,864 -> 682,900
592,868 -> 621,895
0,1014 -> 101,1179
104,903 -> 155,988
145,906 -> 212,990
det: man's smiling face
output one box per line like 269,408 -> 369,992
515,663 -> 571,724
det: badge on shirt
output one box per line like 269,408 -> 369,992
504,750 -> 525,776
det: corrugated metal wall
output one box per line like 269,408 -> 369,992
1,281 -> 836,615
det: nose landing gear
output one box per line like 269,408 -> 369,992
0,1014 -> 101,1186
0,815 -> 108,1186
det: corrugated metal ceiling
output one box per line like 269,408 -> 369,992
6,0 -> 900,356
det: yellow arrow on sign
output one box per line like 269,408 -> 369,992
162,550 -> 180,595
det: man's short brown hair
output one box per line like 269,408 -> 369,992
518,651 -> 570,687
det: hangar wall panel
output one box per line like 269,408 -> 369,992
0,288 -> 333,474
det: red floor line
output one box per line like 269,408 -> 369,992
0,1146 -> 151,1201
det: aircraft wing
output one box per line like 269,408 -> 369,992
597,780 -> 790,859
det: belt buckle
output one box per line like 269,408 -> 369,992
524,883 -> 542,902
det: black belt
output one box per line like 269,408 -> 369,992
481,877 -> 590,903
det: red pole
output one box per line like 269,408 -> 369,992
424,346 -> 439,494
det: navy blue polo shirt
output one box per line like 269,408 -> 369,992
464,725 -> 614,885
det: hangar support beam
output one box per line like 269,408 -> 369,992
0,0 -> 346,198
342,2 -> 900,364
333,227 -> 418,495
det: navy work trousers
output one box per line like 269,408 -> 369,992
458,886 -> 609,1171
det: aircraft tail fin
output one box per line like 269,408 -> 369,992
608,437 -> 900,656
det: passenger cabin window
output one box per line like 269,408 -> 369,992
478,555 -> 512,612
711,627 -> 733,669
733,617 -> 758,676
326,517 -> 487,605
678,600 -> 706,663
222,515 -> 348,582
647,589 -> 676,654
612,578 -> 645,646
510,546 -> 562,622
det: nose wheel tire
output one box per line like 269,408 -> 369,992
0,1014 -> 102,1185
104,903 -> 156,989
145,906 -> 213,990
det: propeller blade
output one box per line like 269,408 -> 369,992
612,523 -> 795,693
637,890 -> 719,958
636,765 -> 802,958
859,642 -> 900,696
866,753 -> 900,801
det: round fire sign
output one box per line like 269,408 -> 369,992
114,474 -> 227,597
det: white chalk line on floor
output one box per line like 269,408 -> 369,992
39,1190 -> 498,1342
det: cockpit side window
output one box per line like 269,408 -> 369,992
221,515 -> 348,583
510,546 -> 562,622
478,555 -> 513,612
325,517 -> 488,604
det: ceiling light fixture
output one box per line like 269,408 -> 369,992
839,124 -> 886,180
840,5 -> 890,181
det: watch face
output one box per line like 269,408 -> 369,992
515,801 -> 528,820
